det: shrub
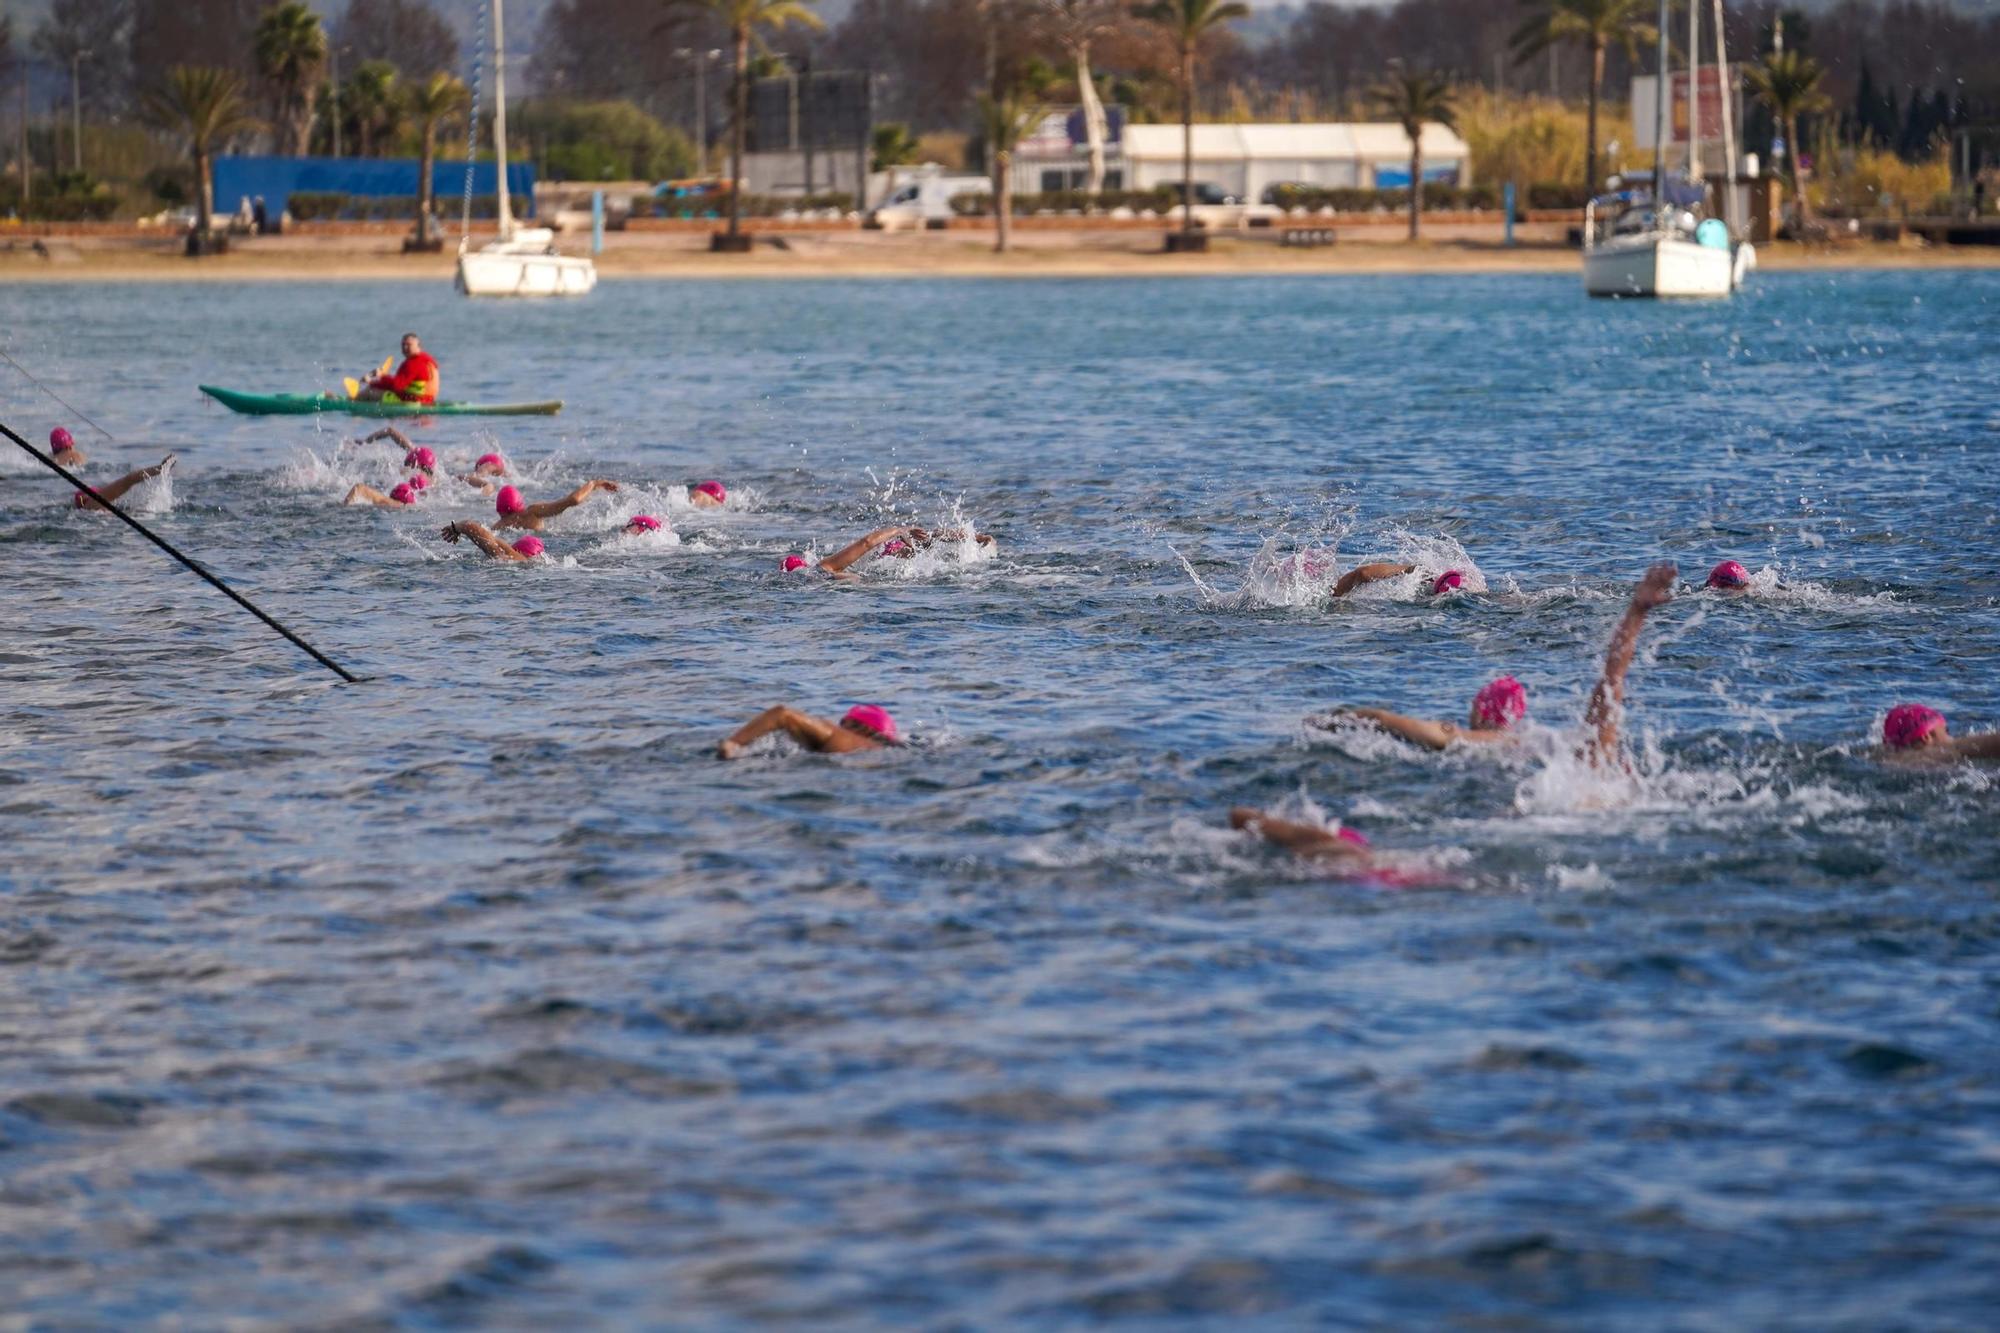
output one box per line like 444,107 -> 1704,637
513,98 -> 698,182
287,191 -> 349,221
651,190 -> 852,219
1526,182 -> 1589,210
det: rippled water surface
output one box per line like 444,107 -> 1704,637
2,272 -> 1997,1326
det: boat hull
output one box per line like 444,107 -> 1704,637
1583,235 -> 1737,298
455,250 -> 598,298
199,386 -> 563,417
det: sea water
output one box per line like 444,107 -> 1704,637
0,272 -> 1996,1325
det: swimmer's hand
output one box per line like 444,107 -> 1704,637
716,739 -> 743,760
594,479 -> 620,493
1632,562 -> 1677,611
440,522 -> 463,544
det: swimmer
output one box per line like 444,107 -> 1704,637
623,514 -> 667,536
1706,560 -> 1752,593
440,520 -> 545,562
459,451 -> 510,493
689,480 -> 729,508
343,476 -> 428,508
493,479 -> 620,532
48,427 -> 87,467
781,525 -> 924,580
1228,807 -> 1371,863
72,454 -> 175,512
1311,675 -> 1528,751
880,526 -> 998,558
1581,562 -> 1676,767
716,703 -> 900,759
1876,704 -> 2000,764
354,427 -> 437,475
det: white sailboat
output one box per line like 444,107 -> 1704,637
1582,0 -> 1754,298
456,0 -> 596,298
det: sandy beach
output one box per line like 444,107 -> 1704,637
4,224 -> 1997,281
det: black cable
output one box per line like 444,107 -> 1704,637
1,420 -> 363,685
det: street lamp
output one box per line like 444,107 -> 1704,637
675,48 -> 722,177
328,43 -> 354,157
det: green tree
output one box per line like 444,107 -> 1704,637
695,0 -> 824,241
343,59 -> 401,156
980,62 -> 1056,254
254,1 -> 327,157
1134,0 -> 1249,244
144,66 -> 260,252
405,71 -> 469,245
1745,49 -> 1830,223
1370,66 -> 1458,240
871,122 -> 920,173
513,99 -> 698,181
1511,0 -> 1656,199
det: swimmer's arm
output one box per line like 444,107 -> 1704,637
717,706 -> 839,759
525,479 -> 619,521
1947,733 -> 2000,760
361,426 -> 413,451
1229,807 -> 1367,862
1312,706 -> 1453,752
442,520 -> 525,561
819,526 -> 911,574
1332,563 -> 1416,597
1584,563 -> 1676,760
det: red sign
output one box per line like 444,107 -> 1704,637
1670,66 -> 1732,144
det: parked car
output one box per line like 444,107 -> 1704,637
868,167 -> 991,229
1260,182 -> 1316,205
1156,181 -> 1241,206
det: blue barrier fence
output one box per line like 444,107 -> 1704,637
212,156 -> 537,218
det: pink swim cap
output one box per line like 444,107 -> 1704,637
496,485 -> 526,516
475,452 -> 505,473
512,535 -> 546,558
404,446 -> 437,472
842,704 -> 897,741
389,482 -> 416,505
1470,675 -> 1528,729
882,539 -> 912,556
782,554 -> 810,572
407,474 -> 428,491
1431,569 -> 1464,595
1883,703 -> 1946,749
1707,560 -> 1750,589
50,427 -> 75,453
625,514 -> 662,533
693,480 -> 727,503
1336,826 -> 1370,849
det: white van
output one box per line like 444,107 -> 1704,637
868,168 -> 991,230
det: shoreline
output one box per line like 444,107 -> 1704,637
5,231 -> 1997,282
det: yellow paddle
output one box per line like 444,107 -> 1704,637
343,357 -> 394,399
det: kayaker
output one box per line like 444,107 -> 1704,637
48,427 -> 87,467
716,704 -> 901,759
1876,705 -> 2000,764
356,333 -> 440,405
493,479 -> 621,533
73,454 -> 176,512
441,520 -> 546,562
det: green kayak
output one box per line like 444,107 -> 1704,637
200,385 -> 563,417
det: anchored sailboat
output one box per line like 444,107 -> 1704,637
1581,0 -> 1755,298
455,0 -> 596,298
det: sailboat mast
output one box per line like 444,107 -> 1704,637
1652,0 -> 1669,197
1713,0 -> 1739,232
492,0 -> 513,237
1687,0 -> 1701,180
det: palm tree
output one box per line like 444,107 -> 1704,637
1036,0 -> 1124,197
145,66 -> 260,254
253,1 -> 327,157
1511,0 -> 1655,200
343,60 -> 400,157
1134,0 -> 1249,247
981,65 -> 1054,254
698,0 -> 824,246
1369,66 -> 1457,241
1745,49 -> 1829,225
405,72 -> 469,248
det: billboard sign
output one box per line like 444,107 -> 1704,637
1632,66 -> 1740,150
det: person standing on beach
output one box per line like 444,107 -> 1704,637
355,333 -> 440,405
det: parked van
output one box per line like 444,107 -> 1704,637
868,167 -> 991,230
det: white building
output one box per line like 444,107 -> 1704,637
1011,118 -> 1472,200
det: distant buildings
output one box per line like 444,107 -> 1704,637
1010,114 -> 1472,200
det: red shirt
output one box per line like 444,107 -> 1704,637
375,353 -> 440,404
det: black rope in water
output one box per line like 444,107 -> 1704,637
1,420 -> 362,685
0,346 -> 119,442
